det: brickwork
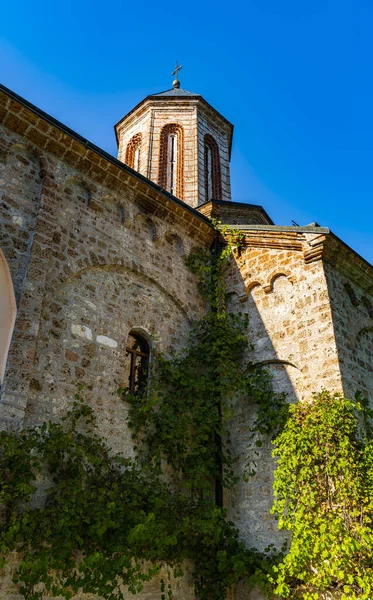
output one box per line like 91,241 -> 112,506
197,200 -> 273,225
197,112 -> 231,204
124,132 -> 142,170
116,107 -> 150,177
204,133 -> 222,201
115,93 -> 233,208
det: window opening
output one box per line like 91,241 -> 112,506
168,134 -> 177,195
134,146 -> 140,172
205,145 -> 213,201
125,133 -> 142,171
158,124 -> 184,199
125,332 -> 150,395
204,134 -> 222,201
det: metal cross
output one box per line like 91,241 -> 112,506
171,61 -> 183,82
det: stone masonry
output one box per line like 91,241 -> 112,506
0,80 -> 372,600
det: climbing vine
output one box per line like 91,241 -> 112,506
4,221 -> 370,600
270,391 -> 373,600
0,223 -> 282,600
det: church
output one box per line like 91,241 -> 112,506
0,69 -> 373,599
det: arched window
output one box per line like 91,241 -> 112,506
158,124 -> 184,199
0,249 -> 16,384
125,331 -> 150,395
125,133 -> 142,171
204,134 -> 222,201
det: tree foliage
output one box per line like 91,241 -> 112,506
271,391 -> 373,600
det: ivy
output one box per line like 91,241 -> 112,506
0,224 -> 281,600
270,391 -> 373,599
6,222 -> 370,600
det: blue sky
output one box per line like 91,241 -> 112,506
1,0 -> 372,263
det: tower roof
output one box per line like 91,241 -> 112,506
150,87 -> 201,98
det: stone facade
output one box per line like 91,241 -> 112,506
0,80 -> 373,600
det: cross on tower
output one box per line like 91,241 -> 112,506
171,62 -> 183,88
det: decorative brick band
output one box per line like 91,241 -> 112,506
125,132 -> 142,170
158,123 -> 184,200
204,134 -> 222,201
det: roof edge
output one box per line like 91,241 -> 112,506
0,83 -> 214,231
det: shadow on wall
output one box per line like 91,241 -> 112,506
225,263 -> 302,555
325,265 -> 373,405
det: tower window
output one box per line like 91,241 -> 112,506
158,124 -> 184,199
204,134 -> 222,201
125,331 -> 150,395
125,133 -> 142,171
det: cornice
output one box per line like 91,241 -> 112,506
0,84 -> 215,243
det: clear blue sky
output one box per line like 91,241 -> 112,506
1,0 -> 372,263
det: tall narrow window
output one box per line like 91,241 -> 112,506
0,249 -> 16,384
125,331 -> 150,395
125,133 -> 142,171
158,124 -> 184,199
204,134 -> 222,201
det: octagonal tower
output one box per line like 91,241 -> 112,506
114,78 -> 233,208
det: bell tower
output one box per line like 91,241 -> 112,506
114,68 -> 233,209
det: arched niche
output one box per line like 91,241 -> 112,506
0,249 -> 16,383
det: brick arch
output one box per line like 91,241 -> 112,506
204,133 -> 222,201
49,263 -> 192,322
0,249 -> 16,383
125,133 -> 142,170
244,278 -> 265,296
158,123 -> 184,199
263,271 -> 296,294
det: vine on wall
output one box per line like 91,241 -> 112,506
0,224 -> 281,600
270,391 -> 373,600
1,222 -> 371,600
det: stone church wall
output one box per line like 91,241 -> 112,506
0,116 -> 212,455
323,260 -> 373,405
1,86 -> 373,600
0,98 -> 214,598
224,231 -> 344,553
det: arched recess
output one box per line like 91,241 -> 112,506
125,133 -> 142,171
263,271 -> 295,294
0,250 -> 16,383
158,123 -> 184,199
64,176 -> 91,206
165,232 -> 184,256
204,134 -> 222,201
54,263 -> 191,322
